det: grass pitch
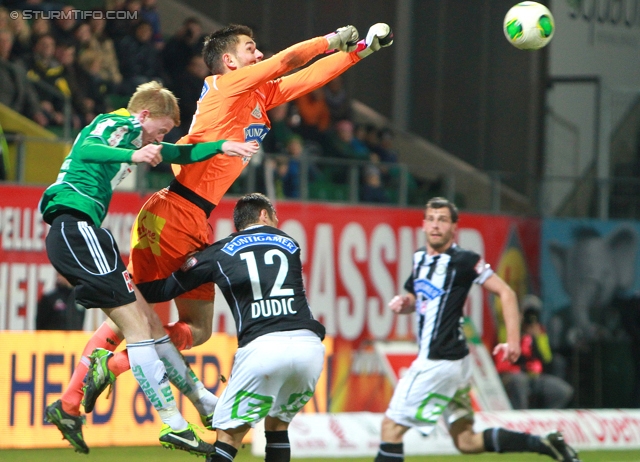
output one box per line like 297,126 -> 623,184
1,446 -> 640,461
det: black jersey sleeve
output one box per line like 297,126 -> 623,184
137,248 -> 216,303
404,274 -> 415,295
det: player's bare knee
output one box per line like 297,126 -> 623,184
381,416 -> 407,443
190,324 -> 211,346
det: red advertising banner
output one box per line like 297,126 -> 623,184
0,184 -> 540,412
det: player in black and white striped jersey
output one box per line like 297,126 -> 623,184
375,197 -> 580,462
138,193 -> 325,462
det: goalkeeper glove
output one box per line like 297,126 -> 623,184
325,25 -> 359,52
356,23 -> 394,58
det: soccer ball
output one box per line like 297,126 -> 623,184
503,2 -> 555,50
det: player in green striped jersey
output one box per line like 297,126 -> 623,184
41,81 -> 257,456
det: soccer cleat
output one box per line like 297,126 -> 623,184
540,431 -> 581,462
199,413 -> 214,431
82,348 -> 116,413
44,399 -> 89,454
159,423 -> 215,456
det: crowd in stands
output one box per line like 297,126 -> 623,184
0,0 -> 435,203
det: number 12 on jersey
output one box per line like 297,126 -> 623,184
240,250 -> 297,319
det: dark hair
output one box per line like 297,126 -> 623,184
233,193 -> 275,231
523,307 -> 540,325
425,197 -> 459,223
202,24 -> 254,74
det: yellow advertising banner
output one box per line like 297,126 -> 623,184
0,331 -> 331,449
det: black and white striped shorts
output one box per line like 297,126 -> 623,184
46,213 -> 137,309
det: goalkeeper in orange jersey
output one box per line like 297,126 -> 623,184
78,21 -> 394,438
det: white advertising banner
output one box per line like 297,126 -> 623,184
252,409 -> 640,458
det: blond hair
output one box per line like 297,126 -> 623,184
127,81 -> 180,126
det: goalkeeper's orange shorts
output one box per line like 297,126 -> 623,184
128,187 -> 214,301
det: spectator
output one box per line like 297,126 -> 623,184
171,54 -> 209,138
106,0 -> 141,46
116,20 -> 162,95
496,296 -> 574,410
353,123 -> 369,154
262,102 -> 295,154
51,5 -> 77,44
294,87 -> 331,145
327,119 -> 369,161
0,28 -> 47,125
360,164 -> 388,203
364,123 -> 384,158
0,8 -> 8,29
162,17 -> 205,87
273,135 -> 319,199
86,13 -> 122,89
71,21 -> 91,52
25,34 -> 67,125
76,49 -> 108,118
323,75 -> 352,123
6,8 -> 31,59
140,0 -> 162,48
36,273 -> 85,330
30,16 -> 52,44
378,127 -> 399,163
54,39 -> 85,127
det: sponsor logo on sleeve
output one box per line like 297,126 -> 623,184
180,256 -> 198,272
200,81 -> 209,100
123,271 -> 134,293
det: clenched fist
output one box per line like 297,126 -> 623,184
132,144 -> 163,167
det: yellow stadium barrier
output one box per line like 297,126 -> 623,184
0,331 -> 332,449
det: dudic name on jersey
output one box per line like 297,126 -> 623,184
251,297 -> 297,319
222,233 -> 298,256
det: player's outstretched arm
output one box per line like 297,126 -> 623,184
222,24 -> 359,98
270,23 -> 392,107
137,250 -> 216,303
159,140 -> 259,164
356,23 -> 394,58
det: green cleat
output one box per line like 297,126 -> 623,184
199,413 -> 214,431
82,348 -> 116,413
44,399 -> 89,454
159,423 -> 215,457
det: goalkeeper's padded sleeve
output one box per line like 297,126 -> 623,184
325,25 -> 359,52
356,23 -> 394,58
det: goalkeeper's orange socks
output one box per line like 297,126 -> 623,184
164,320 -> 194,351
60,321 -> 121,416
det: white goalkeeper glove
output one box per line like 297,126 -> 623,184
356,23 -> 394,58
325,25 -> 359,52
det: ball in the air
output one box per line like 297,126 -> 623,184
503,2 -> 555,50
